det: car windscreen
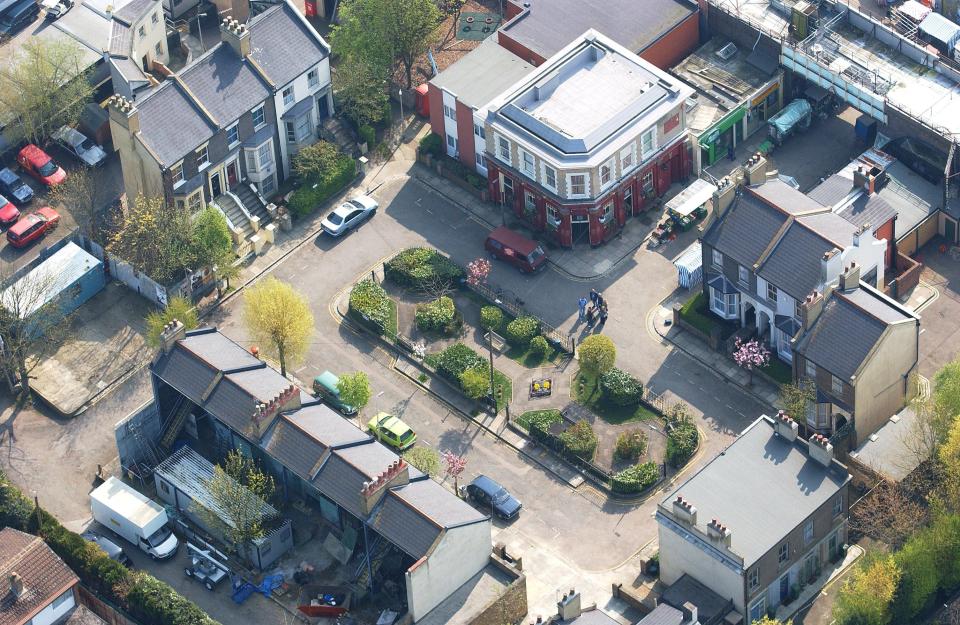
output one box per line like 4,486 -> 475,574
37,161 -> 57,177
347,199 -> 366,210
80,138 -> 94,151
146,525 -> 172,547
327,212 -> 344,225
527,246 -> 545,262
491,487 -> 510,503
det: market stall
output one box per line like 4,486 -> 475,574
674,241 -> 703,289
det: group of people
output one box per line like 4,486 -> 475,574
577,289 -> 609,328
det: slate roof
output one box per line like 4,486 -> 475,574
109,20 -> 131,55
312,452 -> 371,519
796,285 -> 916,380
702,191 -> 789,269
179,45 -> 272,126
151,345 -> 221,402
659,416 -> 849,567
0,528 -> 78,625
749,177 -> 826,215
135,81 -> 216,166
179,328 -> 261,371
113,0 -> 156,24
283,404 -> 370,449
758,216 -> 848,300
261,417 -> 330,480
369,487 -> 443,559
247,2 -> 329,87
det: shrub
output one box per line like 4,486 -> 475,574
480,305 -> 503,331
288,153 -> 356,218
600,367 -> 643,406
666,421 -> 699,468
415,296 -> 460,334
614,428 -> 648,461
611,462 -> 659,494
460,366 -> 491,399
432,343 -> 485,381
385,247 -> 465,291
348,279 -> 392,334
358,124 -> 376,147
419,133 -> 444,158
559,420 -> 598,459
578,334 -> 616,375
505,316 -> 540,348
466,173 -> 484,189
528,335 -> 549,358
518,409 -> 561,433
403,446 -> 440,477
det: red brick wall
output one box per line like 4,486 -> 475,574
503,0 -> 523,19
497,30 -> 547,66
875,218 -> 895,268
639,11 -> 700,70
427,84 -> 446,143
455,101 -> 476,169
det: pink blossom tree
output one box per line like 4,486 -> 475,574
733,338 -> 770,385
466,258 -> 491,287
441,450 -> 467,494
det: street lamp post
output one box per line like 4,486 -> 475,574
398,88 -> 404,142
196,12 -> 208,52
498,172 -> 506,226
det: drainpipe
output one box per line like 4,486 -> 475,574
362,522 -> 374,592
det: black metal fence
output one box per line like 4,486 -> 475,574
464,279 -> 574,354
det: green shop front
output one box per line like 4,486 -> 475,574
699,107 -> 745,166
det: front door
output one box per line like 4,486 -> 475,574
318,93 -> 330,120
779,573 -> 790,605
226,161 -> 239,189
210,171 -> 223,197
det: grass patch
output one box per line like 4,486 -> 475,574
679,292 -> 737,340
761,357 -> 792,385
516,409 -> 562,432
492,370 -> 512,413
505,342 -> 560,368
572,370 -> 658,424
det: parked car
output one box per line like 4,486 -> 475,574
485,226 -> 547,273
42,0 -> 73,20
0,195 -> 20,228
0,0 -> 40,37
367,411 -> 417,451
82,531 -> 132,567
313,371 -> 357,415
320,195 -> 378,237
53,124 -> 106,166
17,144 -> 66,186
463,475 -> 522,521
0,167 -> 34,205
6,206 -> 59,248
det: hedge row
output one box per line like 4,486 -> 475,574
349,279 -> 393,335
288,154 -> 356,218
0,470 -> 219,625
384,247 -> 464,291
599,368 -> 643,407
666,421 -> 699,468
611,462 -> 660,494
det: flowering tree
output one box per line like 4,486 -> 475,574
441,451 -> 468,494
466,258 -> 491,286
733,338 -> 770,385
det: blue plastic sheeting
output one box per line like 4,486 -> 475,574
769,99 -> 812,135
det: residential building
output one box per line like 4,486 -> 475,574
427,37 -> 535,176
105,0 -> 168,99
672,37 -> 783,170
484,30 -> 695,247
0,527 -> 105,625
701,174 -> 887,363
657,415 -> 851,624
497,0 -> 700,70
117,324 -> 492,622
793,263 -> 920,443
108,0 -> 333,251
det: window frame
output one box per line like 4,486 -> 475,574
620,144 -> 635,172
187,189 -> 203,214
569,173 -> 586,196
252,105 -> 266,129
473,123 -> 485,139
600,159 -> 613,186
778,542 -> 789,564
155,42 -> 163,56
170,161 -> 184,186
544,164 -> 557,190
748,567 -> 759,590
712,249 -> 723,268
138,25 -> 146,38
151,11 -> 159,23
226,123 -> 239,147
805,359 -> 817,379
738,264 -> 749,285
51,589 -> 73,611
496,135 -> 510,162
804,520 -> 814,544
832,375 -> 844,395
282,86 -> 295,107
475,152 -> 486,169
767,283 -> 778,302
795,299 -> 803,320
307,68 -> 319,88
600,202 -> 614,224
195,144 -> 209,169
641,127 -> 657,159
520,149 -> 535,177
833,494 -> 843,517
641,170 -> 654,194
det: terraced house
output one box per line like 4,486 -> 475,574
108,0 -> 333,253
484,30 -> 694,247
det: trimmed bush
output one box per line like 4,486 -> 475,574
403,446 -> 440,477
419,132 -> 444,158
288,151 -> 355,218
578,334 -> 616,375
431,342 -> 485,382
460,366 -> 491,399
517,409 -> 561,433
505,316 -> 540,348
385,247 -> 465,291
480,305 -> 503,331
349,279 -> 392,334
611,462 -> 660,494
600,367 -> 643,407
559,420 -> 598,460
528,335 -> 549,358
415,296 -> 460,334
614,428 -> 648,461
358,124 -> 376,148
666,421 -> 699,468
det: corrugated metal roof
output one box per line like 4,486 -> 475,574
2,242 -> 102,318
920,11 -> 960,45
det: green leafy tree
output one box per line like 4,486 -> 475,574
779,380 -> 814,424
192,207 -> 233,270
403,446 -> 440,477
201,450 -> 276,555
334,57 -> 389,127
578,334 -> 616,375
145,297 -> 199,348
47,167 -> 99,238
0,39 -> 93,145
459,366 -> 490,399
242,277 -> 314,377
833,554 -> 900,625
337,371 -> 372,412
108,195 -> 197,284
293,140 -> 343,184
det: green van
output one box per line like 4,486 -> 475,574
312,371 -> 357,415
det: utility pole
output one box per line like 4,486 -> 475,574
487,333 -> 496,413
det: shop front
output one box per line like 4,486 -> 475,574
747,81 -> 783,136
699,107 -> 745,167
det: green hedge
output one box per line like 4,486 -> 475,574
480,306 -> 503,331
419,133 -> 444,158
384,247 -> 464,291
415,296 -> 460,334
517,409 -> 562,433
349,279 -> 393,335
505,316 -> 540,348
428,342 -> 486,382
558,420 -> 598,460
288,154 -> 356,218
0,470 -> 219,625
611,462 -> 660,494
600,367 -> 643,407
359,124 -> 376,148
666,421 -> 699,468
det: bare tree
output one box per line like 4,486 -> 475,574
47,168 -> 98,238
849,479 -> 926,548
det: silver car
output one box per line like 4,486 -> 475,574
82,531 -> 132,567
320,195 -> 378,237
53,125 -> 107,167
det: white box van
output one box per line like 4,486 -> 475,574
90,477 -> 179,560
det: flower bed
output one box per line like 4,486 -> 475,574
348,279 -> 397,338
425,342 -> 512,412
516,409 -> 562,432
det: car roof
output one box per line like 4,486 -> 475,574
314,370 -> 338,386
37,207 -> 58,219
471,474 -> 503,493
9,214 -> 41,234
0,168 -> 19,184
487,226 -> 540,255
19,145 -> 48,162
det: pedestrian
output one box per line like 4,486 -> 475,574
596,292 -> 605,309
578,296 -> 588,321
589,289 -> 599,306
586,305 -> 596,328
599,304 -> 609,326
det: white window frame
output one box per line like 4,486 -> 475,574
569,173 -> 587,197
620,144 -> 636,173
444,104 -> 456,121
738,264 -> 749,285
138,25 -> 146,38
804,520 -> 815,544
546,204 -> 560,226
195,144 -> 209,169
475,153 -> 486,169
282,86 -> 295,107
170,161 -> 184,186
496,135 -> 510,162
641,170 -> 654,195
543,164 -> 557,190
832,375 -> 844,395
749,597 -> 766,623
600,159 -> 614,187
748,567 -> 759,590
710,287 -> 739,320
767,283 -> 778,303
155,42 -> 163,57
641,127 -> 657,159
473,123 -> 485,139
252,105 -> 266,129
520,149 -> 535,177
833,494 -> 843,517
187,188 -> 203,213
600,202 -> 614,224
226,123 -> 239,147
712,249 -> 723,268
307,68 -> 319,88
805,359 -> 817,379
794,299 -> 803,320
778,542 -> 789,564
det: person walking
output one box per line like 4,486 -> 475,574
589,289 -> 599,307
578,296 -> 588,321
599,304 -> 609,327
596,292 -> 605,309
586,305 -> 597,328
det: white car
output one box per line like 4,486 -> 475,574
52,125 -> 107,167
320,195 -> 378,237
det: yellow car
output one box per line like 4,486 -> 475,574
367,412 -> 417,451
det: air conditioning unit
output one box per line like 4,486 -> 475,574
716,42 -> 738,61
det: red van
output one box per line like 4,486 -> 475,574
485,226 -> 547,273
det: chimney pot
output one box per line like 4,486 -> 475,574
9,572 -> 24,598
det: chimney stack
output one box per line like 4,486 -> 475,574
220,18 -> 251,57
809,433 -> 835,467
707,518 -> 732,547
820,247 -> 842,283
839,262 -> 860,292
360,459 -> 410,515
107,95 -> 140,134
159,319 -> 186,354
681,601 -> 699,625
774,410 -> 799,442
557,589 -> 582,620
9,573 -> 24,599
746,154 -> 768,186
800,290 -> 825,331
672,495 -> 697,525
712,177 -> 737,217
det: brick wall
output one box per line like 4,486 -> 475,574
456,100 -> 477,169
468,556 -> 527,625
640,12 -> 701,70
77,585 -> 138,625
427,84 -> 446,143
497,30 -> 547,66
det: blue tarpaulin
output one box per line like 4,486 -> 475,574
769,99 -> 812,136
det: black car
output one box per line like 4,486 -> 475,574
82,531 -> 133,567
0,167 -> 33,205
464,475 -> 522,521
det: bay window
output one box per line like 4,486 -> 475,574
710,286 -> 739,319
